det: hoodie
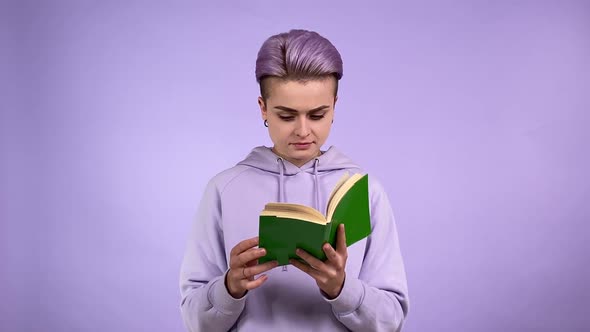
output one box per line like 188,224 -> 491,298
179,146 -> 409,332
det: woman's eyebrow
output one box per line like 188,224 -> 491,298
273,105 -> 330,113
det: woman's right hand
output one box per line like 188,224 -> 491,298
225,236 -> 278,299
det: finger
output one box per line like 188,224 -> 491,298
230,236 -> 259,257
231,247 -> 266,268
336,224 -> 347,254
227,266 -> 244,283
295,248 -> 326,271
243,260 -> 279,278
289,258 -> 322,280
243,274 -> 269,291
322,243 -> 341,265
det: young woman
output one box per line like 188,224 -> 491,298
179,29 -> 409,332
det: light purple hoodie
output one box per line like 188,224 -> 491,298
179,146 -> 409,331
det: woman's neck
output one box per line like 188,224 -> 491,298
271,147 -> 323,168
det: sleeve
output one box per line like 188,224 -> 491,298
323,176 -> 410,332
179,178 -> 247,332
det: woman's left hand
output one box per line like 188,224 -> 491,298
290,223 -> 348,299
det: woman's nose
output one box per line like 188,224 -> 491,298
294,118 -> 311,137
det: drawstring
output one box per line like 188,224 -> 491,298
277,158 -> 285,203
276,157 -> 288,272
313,158 -> 321,213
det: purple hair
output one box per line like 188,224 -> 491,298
255,29 -> 343,99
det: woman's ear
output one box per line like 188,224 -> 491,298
258,96 -> 267,121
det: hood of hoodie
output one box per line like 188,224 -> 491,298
237,145 -> 361,175
237,145 -> 362,211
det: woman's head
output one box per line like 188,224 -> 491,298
255,29 -> 343,167
255,29 -> 343,101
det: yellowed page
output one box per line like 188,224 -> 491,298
262,202 -> 326,223
260,210 -> 327,225
327,172 -> 350,212
326,173 -> 363,222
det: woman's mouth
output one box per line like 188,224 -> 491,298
292,142 -> 313,150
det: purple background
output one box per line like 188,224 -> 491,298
2,1 -> 589,331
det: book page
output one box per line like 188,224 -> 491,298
326,173 -> 363,222
262,203 -> 327,224
327,172 -> 350,212
260,210 -> 328,225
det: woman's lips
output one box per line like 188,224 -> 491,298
292,142 -> 312,150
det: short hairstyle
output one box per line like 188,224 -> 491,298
255,29 -> 343,100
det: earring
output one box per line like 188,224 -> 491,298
264,120 -> 268,127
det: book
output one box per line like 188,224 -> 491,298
258,172 -> 371,266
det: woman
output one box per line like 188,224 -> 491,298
179,29 -> 409,331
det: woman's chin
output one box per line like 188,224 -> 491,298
288,149 -> 320,162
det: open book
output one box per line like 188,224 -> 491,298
258,173 -> 371,266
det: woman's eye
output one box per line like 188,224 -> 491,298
310,115 -> 325,120
278,116 -> 295,121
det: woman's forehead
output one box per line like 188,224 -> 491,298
266,78 -> 336,104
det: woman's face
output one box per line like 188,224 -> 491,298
259,77 -> 337,167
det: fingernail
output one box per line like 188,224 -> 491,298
259,248 -> 266,255
295,248 -> 301,254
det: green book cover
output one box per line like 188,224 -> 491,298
258,173 -> 371,266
